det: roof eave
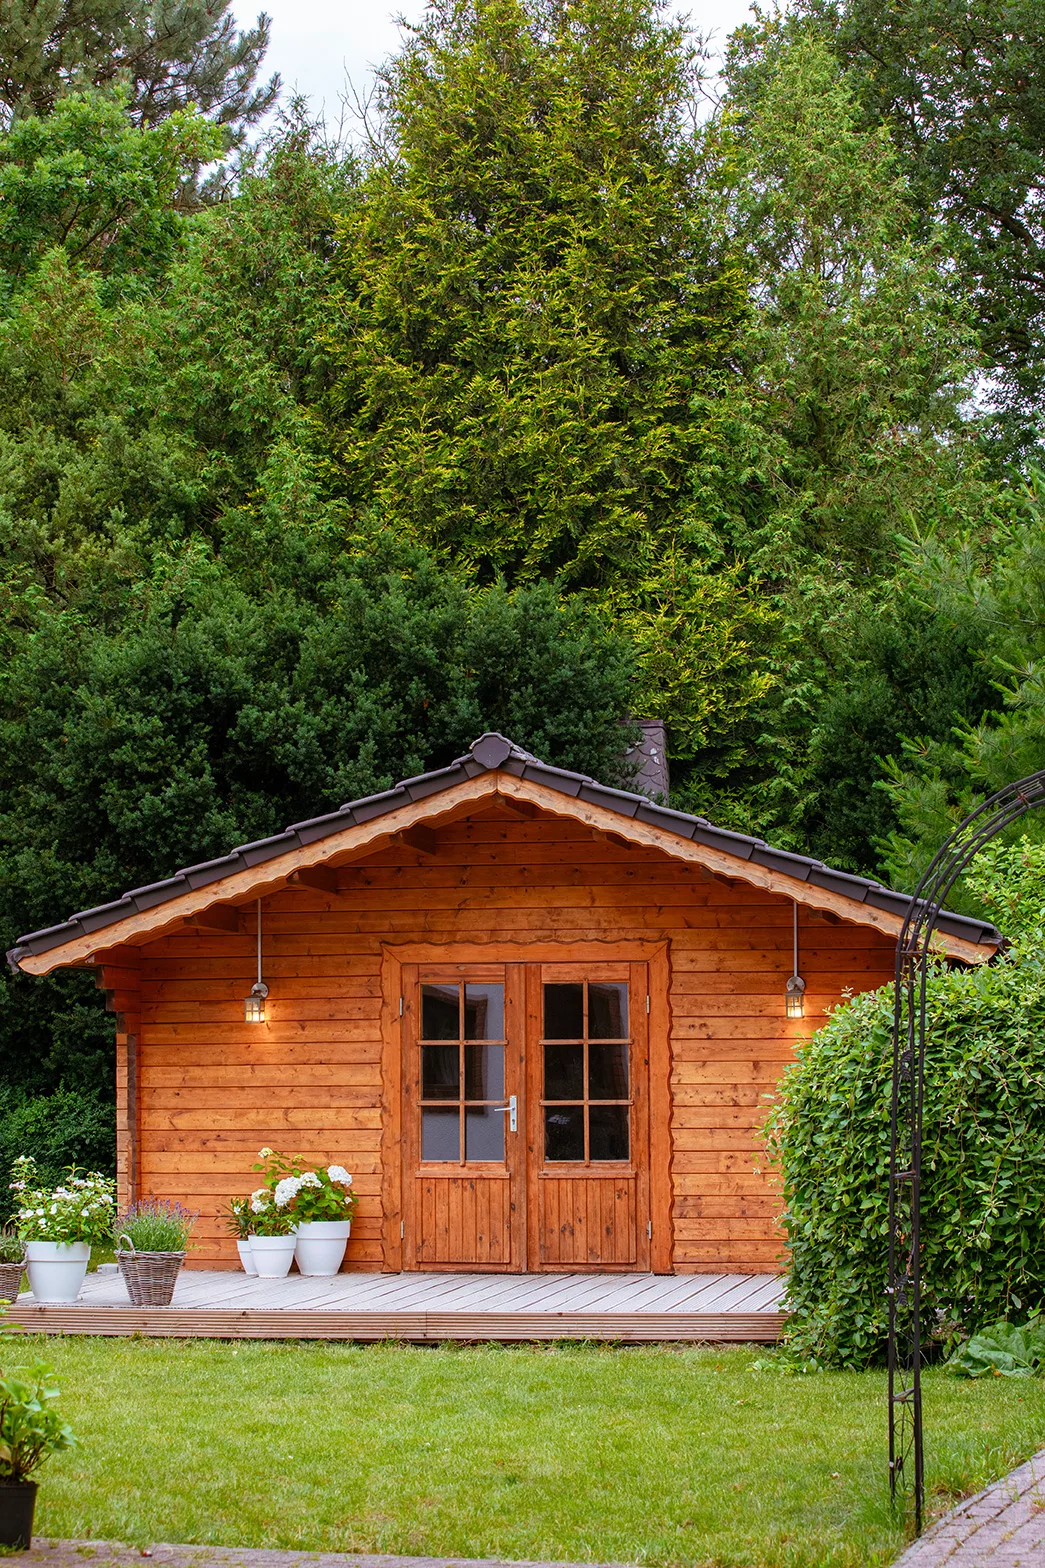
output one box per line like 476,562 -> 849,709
9,767 -> 1001,975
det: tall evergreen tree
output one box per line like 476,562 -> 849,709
0,0 -> 279,152
322,0 -> 746,586
729,0 -> 1045,456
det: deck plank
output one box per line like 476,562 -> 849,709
10,1269 -> 785,1342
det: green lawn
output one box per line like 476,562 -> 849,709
20,1338 -> 1045,1568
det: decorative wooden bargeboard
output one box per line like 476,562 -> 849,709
8,734 -> 999,1277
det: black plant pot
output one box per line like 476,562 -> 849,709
0,1481 -> 37,1548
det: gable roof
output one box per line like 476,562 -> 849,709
7,731 -> 1002,974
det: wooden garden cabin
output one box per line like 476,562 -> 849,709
8,733 -> 1000,1276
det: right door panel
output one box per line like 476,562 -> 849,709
525,962 -> 650,1270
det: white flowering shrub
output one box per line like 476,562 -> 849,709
244,1186 -> 296,1237
247,1149 -> 356,1227
11,1155 -> 115,1244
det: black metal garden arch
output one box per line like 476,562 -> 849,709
888,769 -> 1045,1533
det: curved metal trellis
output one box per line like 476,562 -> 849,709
889,769 -> 1045,1534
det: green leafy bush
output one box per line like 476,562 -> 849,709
767,936 -> 1045,1367
946,1319 -> 1045,1379
0,1362 -> 77,1482
0,1088 -> 115,1221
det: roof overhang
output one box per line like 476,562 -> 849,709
9,767 -> 1000,974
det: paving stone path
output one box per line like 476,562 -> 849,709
26,1544 -> 629,1568
894,1450 -> 1045,1567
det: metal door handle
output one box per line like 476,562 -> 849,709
493,1095 -> 518,1132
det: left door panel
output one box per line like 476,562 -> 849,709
401,963 -> 524,1269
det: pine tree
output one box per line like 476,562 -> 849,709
0,0 -> 279,151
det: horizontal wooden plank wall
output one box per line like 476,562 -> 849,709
132,808 -> 896,1271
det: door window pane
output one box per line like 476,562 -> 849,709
464,984 -> 504,1040
465,1044 -> 504,1102
545,1105 -> 585,1162
544,1043 -> 584,1100
543,983 -> 584,1039
589,1104 -> 629,1161
465,1107 -> 505,1161
589,1043 -> 628,1100
588,983 -> 628,1039
422,1045 -> 460,1100
422,984 -> 460,1040
422,1107 -> 460,1161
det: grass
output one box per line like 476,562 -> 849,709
17,1338 -> 1045,1568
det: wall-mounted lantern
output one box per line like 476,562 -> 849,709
245,898 -> 269,1024
786,901 -> 806,1019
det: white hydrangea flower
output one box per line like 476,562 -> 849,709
298,1172 -> 322,1188
273,1176 -> 302,1208
327,1166 -> 352,1186
258,1147 -> 274,1159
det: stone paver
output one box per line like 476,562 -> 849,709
894,1449 -> 1045,1567
26,1544 -> 631,1568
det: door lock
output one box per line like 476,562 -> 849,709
494,1094 -> 518,1132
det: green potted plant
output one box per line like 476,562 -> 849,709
0,1232 -> 26,1305
245,1184 -> 297,1278
11,1157 -> 115,1304
115,1200 -> 197,1307
249,1148 -> 357,1276
0,1356 -> 76,1547
222,1198 -> 256,1274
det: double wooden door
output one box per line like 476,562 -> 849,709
401,960 -> 650,1270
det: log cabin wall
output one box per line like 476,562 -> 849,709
131,807 -> 896,1271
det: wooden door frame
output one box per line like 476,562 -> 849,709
380,940 -> 673,1273
399,960 -> 526,1272
525,958 -> 651,1272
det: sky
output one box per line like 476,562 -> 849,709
236,0 -> 760,128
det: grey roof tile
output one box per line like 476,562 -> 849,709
129,877 -> 191,912
9,731 -> 1002,960
72,899 -> 136,933
399,762 -> 472,801
751,847 -> 817,880
349,787 -> 409,823
294,818 -> 351,847
689,823 -> 757,860
808,866 -> 871,901
579,782 -> 642,817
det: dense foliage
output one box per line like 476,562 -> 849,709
731,0 -> 1045,455
0,0 -> 279,156
766,848 -> 1045,1367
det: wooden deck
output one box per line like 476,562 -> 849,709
8,1269 -> 786,1342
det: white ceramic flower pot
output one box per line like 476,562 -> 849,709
236,1239 -> 257,1275
25,1241 -> 91,1303
294,1220 -> 351,1276
249,1234 -> 297,1278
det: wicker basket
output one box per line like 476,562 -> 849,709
116,1248 -> 185,1307
0,1259 -> 25,1302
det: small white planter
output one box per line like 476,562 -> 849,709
249,1233 -> 297,1278
294,1220 -> 351,1277
25,1240 -> 91,1303
236,1239 -> 257,1276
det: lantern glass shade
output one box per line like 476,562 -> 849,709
244,981 -> 269,1024
785,975 -> 806,1019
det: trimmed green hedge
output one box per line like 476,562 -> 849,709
0,1086 -> 115,1220
767,933 -> 1045,1367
